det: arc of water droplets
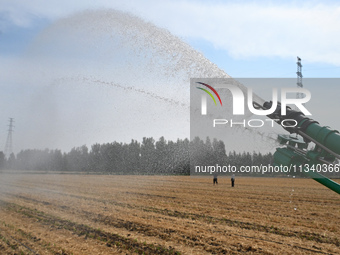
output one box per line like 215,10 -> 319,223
53,76 -> 190,109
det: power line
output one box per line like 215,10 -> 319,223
296,56 -> 303,99
4,118 -> 14,157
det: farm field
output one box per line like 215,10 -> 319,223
0,173 -> 339,254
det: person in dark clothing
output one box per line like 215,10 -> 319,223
231,174 -> 235,187
213,173 -> 218,185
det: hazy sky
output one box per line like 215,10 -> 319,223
1,0 -> 340,154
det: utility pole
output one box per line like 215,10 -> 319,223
4,118 -> 14,157
296,56 -> 303,98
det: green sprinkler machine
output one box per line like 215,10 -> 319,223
254,101 -> 340,195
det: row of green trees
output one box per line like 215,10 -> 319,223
1,137 -> 273,174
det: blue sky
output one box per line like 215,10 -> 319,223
1,0 -> 340,153
2,0 -> 340,77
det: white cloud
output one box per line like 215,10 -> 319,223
2,1 -> 340,65
132,1 -> 340,65
2,0 -> 340,77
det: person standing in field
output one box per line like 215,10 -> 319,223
213,173 -> 218,185
231,174 -> 235,187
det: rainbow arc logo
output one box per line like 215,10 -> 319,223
196,82 -> 222,106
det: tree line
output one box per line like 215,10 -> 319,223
0,137 -> 273,175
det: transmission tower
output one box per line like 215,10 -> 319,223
296,56 -> 303,98
4,118 -> 14,157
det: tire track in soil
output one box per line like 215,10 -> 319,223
2,197 -> 242,254
2,201 -> 181,255
3,194 -> 338,254
7,192 -> 339,248
0,227 -> 42,255
3,182 -> 338,223
141,207 -> 340,247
